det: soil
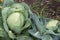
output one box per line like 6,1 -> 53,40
16,0 -> 60,20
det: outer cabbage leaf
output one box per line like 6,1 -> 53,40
16,35 -> 33,40
42,35 -> 53,40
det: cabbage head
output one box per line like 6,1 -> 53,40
46,20 -> 59,30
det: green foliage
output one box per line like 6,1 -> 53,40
55,0 -> 60,2
0,0 -> 60,40
16,35 -> 33,40
42,35 -> 53,40
28,10 -> 60,40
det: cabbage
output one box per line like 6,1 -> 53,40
2,3 -> 31,33
46,20 -> 59,30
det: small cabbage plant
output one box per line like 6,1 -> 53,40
28,12 -> 60,40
